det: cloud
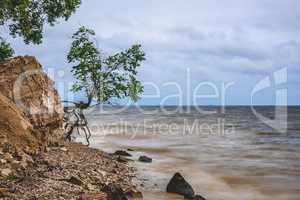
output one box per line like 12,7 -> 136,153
6,0 -> 300,105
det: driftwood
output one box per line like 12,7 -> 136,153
63,101 -> 92,146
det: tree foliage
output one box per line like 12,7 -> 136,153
0,37 -> 14,61
67,26 -> 146,107
0,0 -> 81,61
0,0 -> 81,44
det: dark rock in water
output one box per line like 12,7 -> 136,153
117,156 -> 127,163
138,155 -> 152,163
167,173 -> 195,199
127,148 -> 134,151
114,150 -> 132,157
186,195 -> 206,200
117,156 -> 134,163
102,184 -> 128,200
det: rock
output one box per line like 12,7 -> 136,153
3,153 -> 13,163
8,185 -> 16,193
18,175 -> 33,184
102,184 -> 128,200
86,183 -> 97,191
0,187 -> 9,198
66,176 -> 83,186
80,192 -> 107,200
127,148 -> 134,152
10,160 -> 22,170
9,151 -> 34,170
117,156 -> 127,163
1,143 -> 11,153
117,156 -> 134,163
0,159 -> 7,164
166,173 -> 195,199
1,168 -> 12,177
0,56 -> 64,145
138,156 -> 152,163
19,151 -> 34,164
114,150 -> 132,157
60,147 -> 68,152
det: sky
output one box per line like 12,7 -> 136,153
4,0 -> 300,105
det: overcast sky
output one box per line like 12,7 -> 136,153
5,0 -> 300,105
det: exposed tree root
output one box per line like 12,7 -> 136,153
63,102 -> 92,146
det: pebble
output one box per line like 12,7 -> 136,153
0,159 -> 7,164
1,168 -> 12,177
66,176 -> 83,186
0,187 -> 9,198
60,147 -> 68,152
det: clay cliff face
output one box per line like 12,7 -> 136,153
0,56 -> 64,145
0,93 -> 40,149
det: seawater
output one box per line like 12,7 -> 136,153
82,106 -> 300,200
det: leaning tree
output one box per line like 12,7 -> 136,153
0,0 -> 82,61
64,26 -> 146,145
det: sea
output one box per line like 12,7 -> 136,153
80,106 -> 300,200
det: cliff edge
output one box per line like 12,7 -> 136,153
0,56 -> 64,145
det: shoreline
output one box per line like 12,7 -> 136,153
88,127 -> 300,200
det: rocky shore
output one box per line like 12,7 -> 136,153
0,142 -> 141,200
0,56 -> 142,200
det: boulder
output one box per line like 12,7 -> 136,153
117,156 -> 134,163
0,56 -> 64,144
127,148 -> 134,152
138,156 -> 152,163
166,173 -> 195,199
114,150 -> 132,157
